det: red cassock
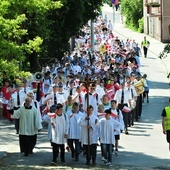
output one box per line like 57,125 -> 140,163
1,86 -> 10,100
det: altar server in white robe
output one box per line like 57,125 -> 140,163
67,102 -> 83,161
51,103 -> 69,165
78,105 -> 99,165
99,109 -> 121,166
110,100 -> 124,155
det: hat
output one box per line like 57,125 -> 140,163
22,79 -> 27,84
27,92 -> 34,98
53,84 -> 59,88
130,72 -> 136,77
69,80 -> 74,84
126,80 -> 131,84
54,76 -> 58,79
67,74 -> 73,78
120,81 -> 125,85
142,74 -> 147,78
50,105 -> 57,110
58,82 -> 63,88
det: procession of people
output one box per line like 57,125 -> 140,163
0,15 -> 150,166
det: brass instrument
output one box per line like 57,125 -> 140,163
34,72 -> 43,81
134,78 -> 144,95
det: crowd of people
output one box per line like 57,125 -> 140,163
0,15 -> 150,166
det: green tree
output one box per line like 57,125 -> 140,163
43,0 -> 103,62
0,0 -> 103,72
0,0 -> 62,72
121,0 -> 143,32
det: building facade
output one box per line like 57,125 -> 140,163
144,0 -> 170,43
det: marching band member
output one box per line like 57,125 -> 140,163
44,85 -> 65,107
114,82 -> 132,134
126,81 -> 137,126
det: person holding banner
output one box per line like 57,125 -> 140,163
114,82 -> 132,134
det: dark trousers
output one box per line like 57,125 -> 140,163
15,119 -> 19,133
84,144 -> 97,163
67,139 -> 80,159
143,46 -> 148,57
14,107 -> 20,133
118,103 -> 128,131
51,143 -> 65,162
19,135 -> 35,155
135,95 -> 143,119
129,108 -> 136,125
135,96 -> 140,120
138,94 -> 143,117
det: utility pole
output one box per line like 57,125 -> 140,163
90,20 -> 94,52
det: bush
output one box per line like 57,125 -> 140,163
138,17 -> 144,33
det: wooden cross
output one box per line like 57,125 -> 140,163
81,74 -> 96,161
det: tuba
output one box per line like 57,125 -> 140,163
34,72 -> 43,81
133,78 -> 144,95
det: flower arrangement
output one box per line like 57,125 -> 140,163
145,2 -> 161,7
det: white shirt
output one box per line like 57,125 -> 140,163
114,89 -> 132,104
11,91 -> 27,108
44,92 -> 66,106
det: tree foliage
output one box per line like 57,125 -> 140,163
43,0 -> 103,63
0,0 -> 103,72
121,0 -> 143,32
0,0 -> 62,72
0,59 -> 32,87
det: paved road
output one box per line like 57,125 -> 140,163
1,4 -> 170,170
